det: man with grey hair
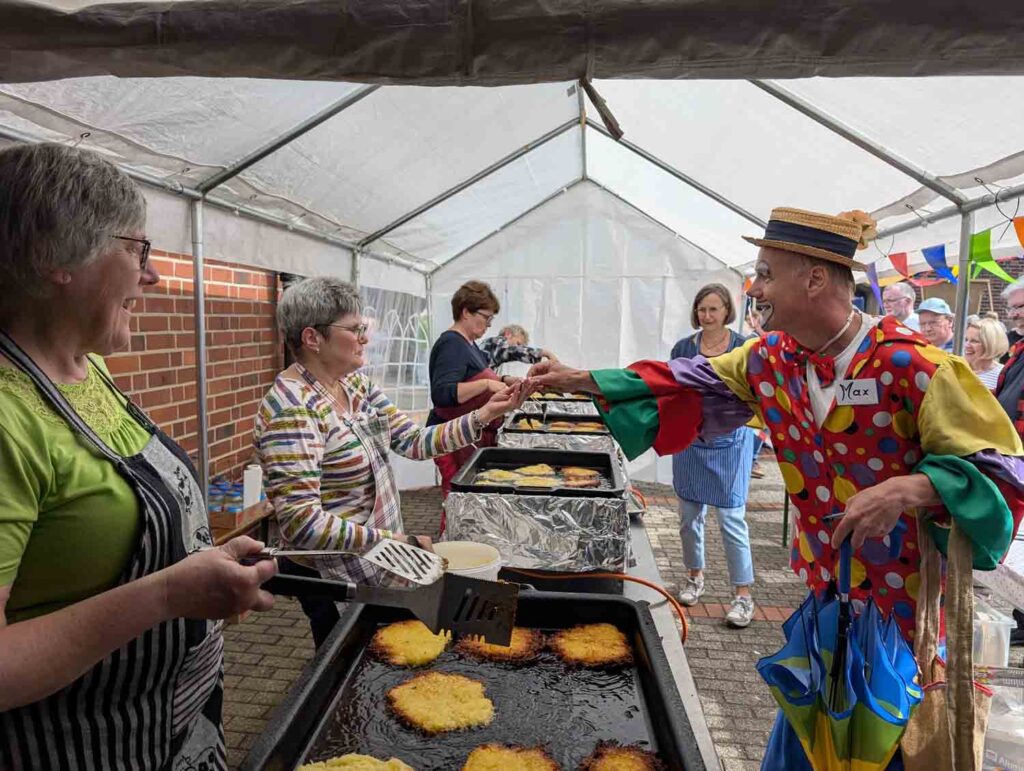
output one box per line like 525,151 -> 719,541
881,281 -> 919,331
1001,276 -> 1024,352
478,323 -> 558,382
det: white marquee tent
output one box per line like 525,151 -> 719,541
4,8 -> 1024,486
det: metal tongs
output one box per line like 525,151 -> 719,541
262,571 -> 518,645
250,538 -> 518,645
245,539 -> 446,585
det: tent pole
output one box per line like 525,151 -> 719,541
196,85 -> 380,194
587,119 -> 766,229
952,210 -> 974,356
190,198 -> 210,500
358,118 -> 579,248
876,180 -> 1024,239
578,84 -> 588,179
352,247 -> 361,286
750,81 -> 965,206
428,179 -> 585,276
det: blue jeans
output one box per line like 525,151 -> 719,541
678,498 -> 755,587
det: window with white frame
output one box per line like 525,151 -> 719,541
359,287 -> 431,415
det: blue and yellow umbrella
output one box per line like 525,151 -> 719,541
757,542 -> 923,770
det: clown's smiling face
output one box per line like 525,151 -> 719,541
745,247 -> 809,332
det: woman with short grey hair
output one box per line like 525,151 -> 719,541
253,276 -> 529,646
0,143 -> 275,769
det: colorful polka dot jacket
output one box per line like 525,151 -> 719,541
592,316 -> 1024,639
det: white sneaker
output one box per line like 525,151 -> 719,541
726,595 -> 755,628
678,576 -> 705,606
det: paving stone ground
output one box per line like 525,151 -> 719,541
220,454 -> 1021,770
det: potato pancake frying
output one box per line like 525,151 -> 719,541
370,620 -> 450,667
298,754 -> 415,770
455,627 -> 544,663
561,467 -> 600,479
550,623 -> 632,667
562,477 -> 601,489
462,744 -> 559,771
580,742 -> 663,771
515,476 -> 560,488
387,672 -> 494,734
514,463 -> 556,476
476,468 -> 522,482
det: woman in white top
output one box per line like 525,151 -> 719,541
964,315 -> 1008,391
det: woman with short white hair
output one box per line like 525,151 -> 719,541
254,277 -> 528,646
964,314 -> 1009,390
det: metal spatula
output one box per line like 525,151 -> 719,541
261,572 -> 518,645
246,538 -> 446,586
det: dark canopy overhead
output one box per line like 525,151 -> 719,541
4,0 -> 1024,85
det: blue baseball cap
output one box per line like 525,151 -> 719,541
917,297 -> 953,316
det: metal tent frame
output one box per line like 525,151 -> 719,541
0,79 -> 1000,492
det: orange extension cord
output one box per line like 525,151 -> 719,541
505,568 -> 689,645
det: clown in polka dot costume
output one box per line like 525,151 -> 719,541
531,207 -> 1024,644
574,315 -> 1024,641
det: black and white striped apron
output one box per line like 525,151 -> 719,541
0,331 -> 225,771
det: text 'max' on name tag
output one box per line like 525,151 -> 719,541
836,379 -> 879,406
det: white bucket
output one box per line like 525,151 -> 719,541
434,541 -> 502,582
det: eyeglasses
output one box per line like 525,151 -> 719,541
110,235 -> 151,270
472,310 -> 496,326
326,322 -> 369,338
1008,303 -> 1024,313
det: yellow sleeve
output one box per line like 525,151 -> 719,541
708,337 -> 759,405
918,357 -> 1023,457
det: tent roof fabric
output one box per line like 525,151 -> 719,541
3,46 -> 1024,281
5,1 -> 1024,84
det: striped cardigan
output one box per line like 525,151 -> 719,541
253,370 -> 480,554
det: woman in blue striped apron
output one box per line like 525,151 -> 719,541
0,143 -> 277,770
671,283 -> 758,628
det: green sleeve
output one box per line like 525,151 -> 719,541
590,369 -> 659,461
913,454 -> 1014,570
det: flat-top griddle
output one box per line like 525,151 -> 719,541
242,591 -> 705,771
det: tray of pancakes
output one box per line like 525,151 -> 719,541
451,448 -> 625,498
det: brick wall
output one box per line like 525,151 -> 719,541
106,250 -> 282,482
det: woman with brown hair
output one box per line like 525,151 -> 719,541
428,281 -> 511,504
670,283 -> 757,628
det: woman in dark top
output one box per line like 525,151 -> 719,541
428,281 -> 512,502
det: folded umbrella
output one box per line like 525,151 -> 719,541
758,541 -> 922,771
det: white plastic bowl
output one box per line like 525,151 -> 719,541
433,541 -> 502,582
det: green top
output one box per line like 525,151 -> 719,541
0,357 -> 151,623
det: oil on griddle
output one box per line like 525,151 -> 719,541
309,627 -> 655,770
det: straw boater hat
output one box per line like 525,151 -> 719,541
743,207 -> 877,271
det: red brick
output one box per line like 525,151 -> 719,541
687,604 -> 708,618
140,352 -> 170,370
142,296 -> 175,314
703,603 -> 726,619
139,316 -> 170,332
146,333 -> 176,350
149,405 -> 178,426
105,355 -> 140,375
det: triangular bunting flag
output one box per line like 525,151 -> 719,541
889,252 -> 909,277
921,244 -> 957,284
1014,217 -> 1024,249
865,263 -> 884,308
970,229 -> 1015,282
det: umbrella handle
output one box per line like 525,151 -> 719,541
838,538 -> 852,597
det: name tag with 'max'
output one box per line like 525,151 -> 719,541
836,378 -> 879,406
